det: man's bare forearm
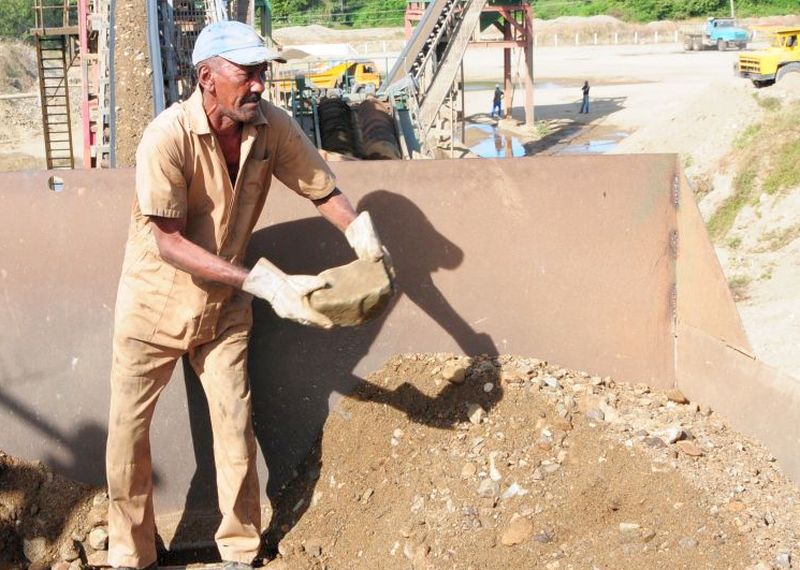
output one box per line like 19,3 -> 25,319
159,233 -> 249,288
313,188 -> 358,231
150,216 -> 249,288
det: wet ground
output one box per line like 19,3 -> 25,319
463,79 -> 630,158
464,121 -> 628,158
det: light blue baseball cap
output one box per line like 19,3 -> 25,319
192,20 -> 286,67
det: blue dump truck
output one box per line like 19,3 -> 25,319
683,17 -> 749,51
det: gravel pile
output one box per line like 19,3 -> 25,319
266,353 -> 800,570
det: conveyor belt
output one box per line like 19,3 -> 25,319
382,0 -> 487,156
382,0 -> 453,90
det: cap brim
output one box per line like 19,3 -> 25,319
220,46 -> 286,65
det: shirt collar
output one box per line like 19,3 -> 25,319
187,87 -> 269,134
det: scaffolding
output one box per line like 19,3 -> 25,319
31,0 -> 114,169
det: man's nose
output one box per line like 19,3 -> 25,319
250,76 -> 265,94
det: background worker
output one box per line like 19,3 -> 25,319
105,20 -> 386,570
491,83 -> 503,118
579,80 -> 590,114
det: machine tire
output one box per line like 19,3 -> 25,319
752,79 -> 773,88
737,42 -> 747,50
685,38 -> 694,51
693,38 -> 703,51
717,39 -> 726,51
776,62 -> 800,82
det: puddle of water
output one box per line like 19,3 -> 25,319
559,131 -> 627,155
466,124 -> 526,158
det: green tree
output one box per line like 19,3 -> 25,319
0,0 -> 34,38
272,0 -> 316,25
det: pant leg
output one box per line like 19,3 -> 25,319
188,322 -> 261,564
107,335 -> 181,569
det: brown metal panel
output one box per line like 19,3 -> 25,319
264,155 -> 679,387
676,322 -> 800,482
676,172 -> 752,353
0,155 -> 680,546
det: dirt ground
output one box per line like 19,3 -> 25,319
3,15 -> 800,570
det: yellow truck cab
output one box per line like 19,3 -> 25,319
737,27 -> 800,87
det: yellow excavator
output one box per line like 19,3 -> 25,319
272,60 -> 382,97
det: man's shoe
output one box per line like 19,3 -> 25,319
223,562 -> 253,570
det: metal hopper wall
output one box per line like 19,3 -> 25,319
2,155 -> 790,547
673,171 -> 800,480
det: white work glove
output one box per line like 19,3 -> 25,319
345,211 -> 384,262
242,258 -> 333,329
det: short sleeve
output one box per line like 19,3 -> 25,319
271,110 -> 336,200
135,124 -> 188,218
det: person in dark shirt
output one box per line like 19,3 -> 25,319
579,80 -> 590,114
491,83 -> 503,118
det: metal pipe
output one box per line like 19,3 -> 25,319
146,0 -> 166,116
109,0 -> 117,167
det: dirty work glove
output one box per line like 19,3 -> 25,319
345,211 -> 384,262
242,258 -> 333,329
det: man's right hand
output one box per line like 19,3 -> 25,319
242,258 -> 333,329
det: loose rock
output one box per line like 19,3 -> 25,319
501,513 -> 534,546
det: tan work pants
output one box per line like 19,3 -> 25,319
106,324 -> 261,568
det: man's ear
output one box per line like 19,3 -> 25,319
196,63 -> 215,93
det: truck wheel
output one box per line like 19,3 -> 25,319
717,39 -> 726,51
777,62 -> 800,82
693,38 -> 702,51
685,39 -> 694,51
737,42 -> 746,50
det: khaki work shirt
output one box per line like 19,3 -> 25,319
114,88 -> 336,349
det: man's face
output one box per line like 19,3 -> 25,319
207,58 -> 268,124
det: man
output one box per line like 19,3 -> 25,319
491,83 -> 503,118
106,20 -> 386,570
579,80 -> 590,114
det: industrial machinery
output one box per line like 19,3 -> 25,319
737,26 -> 800,87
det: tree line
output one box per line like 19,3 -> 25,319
531,0 -> 798,21
0,0 -> 795,39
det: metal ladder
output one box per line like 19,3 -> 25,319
35,34 -> 75,170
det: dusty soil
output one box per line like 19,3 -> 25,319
0,452 -> 103,570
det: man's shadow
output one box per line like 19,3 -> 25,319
170,190 -> 501,556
